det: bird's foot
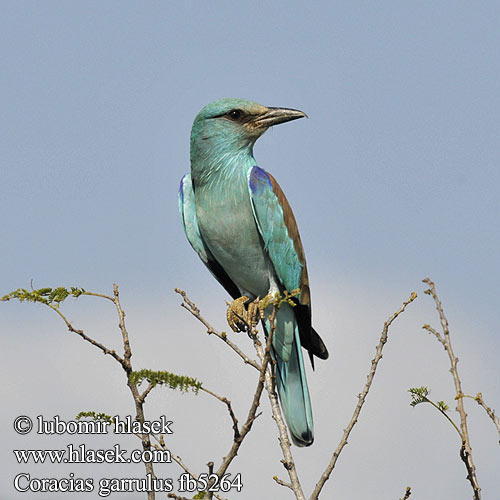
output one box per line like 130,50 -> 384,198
226,296 -> 250,332
226,295 -> 268,332
247,296 -> 267,328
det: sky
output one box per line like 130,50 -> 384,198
1,1 -> 499,499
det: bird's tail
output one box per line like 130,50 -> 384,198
264,304 -> 314,447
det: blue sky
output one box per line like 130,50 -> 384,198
2,2 -> 499,498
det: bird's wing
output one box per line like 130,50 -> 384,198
248,166 -> 309,302
179,174 -> 241,300
248,166 -> 328,363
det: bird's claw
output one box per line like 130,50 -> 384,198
227,296 -> 249,332
247,297 -> 265,329
226,295 -> 269,332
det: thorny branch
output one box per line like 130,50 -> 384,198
309,291 -> 417,500
422,277 -> 481,500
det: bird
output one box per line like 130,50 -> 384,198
178,98 -> 328,446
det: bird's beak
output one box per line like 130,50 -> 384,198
252,106 -> 308,128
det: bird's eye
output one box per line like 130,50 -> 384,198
227,109 -> 243,120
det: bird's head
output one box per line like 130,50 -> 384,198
190,98 -> 307,168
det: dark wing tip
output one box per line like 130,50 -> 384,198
307,327 -> 329,370
311,327 -> 329,359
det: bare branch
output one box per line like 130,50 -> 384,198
422,277 -> 481,500
273,476 -> 293,490
44,301 -> 126,366
472,393 -> 500,445
166,292 -> 275,498
422,323 -> 446,347
310,291 -> 417,500
151,436 -> 227,500
214,308 -> 274,480
81,290 -> 115,302
151,435 -> 196,477
175,288 -> 260,370
138,382 -> 155,405
174,290 -> 282,500
70,284 -> 159,499
113,284 -> 132,371
252,306 -> 306,500
199,386 -> 240,439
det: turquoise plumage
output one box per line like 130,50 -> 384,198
179,98 -> 328,446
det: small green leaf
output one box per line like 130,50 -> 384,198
76,411 -> 115,424
437,401 -> 450,412
408,386 -> 430,407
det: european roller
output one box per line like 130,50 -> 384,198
179,98 -> 328,446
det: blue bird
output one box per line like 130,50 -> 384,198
179,98 -> 328,446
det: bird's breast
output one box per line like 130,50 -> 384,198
195,173 -> 271,297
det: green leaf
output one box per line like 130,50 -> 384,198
2,286 -> 87,307
408,386 -> 430,407
130,369 -> 202,394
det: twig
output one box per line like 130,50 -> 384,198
113,284 -> 132,371
110,284 -> 156,500
399,486 -> 412,500
422,277 -> 481,500
199,386 -> 240,439
151,435 -> 197,478
422,323 -> 446,348
273,476 -> 293,489
81,290 -> 115,302
151,436 -> 227,500
471,393 -> 500,445
43,302 -> 126,366
175,288 -> 260,370
409,387 -> 463,438
138,382 -> 155,404
310,291 -> 417,500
